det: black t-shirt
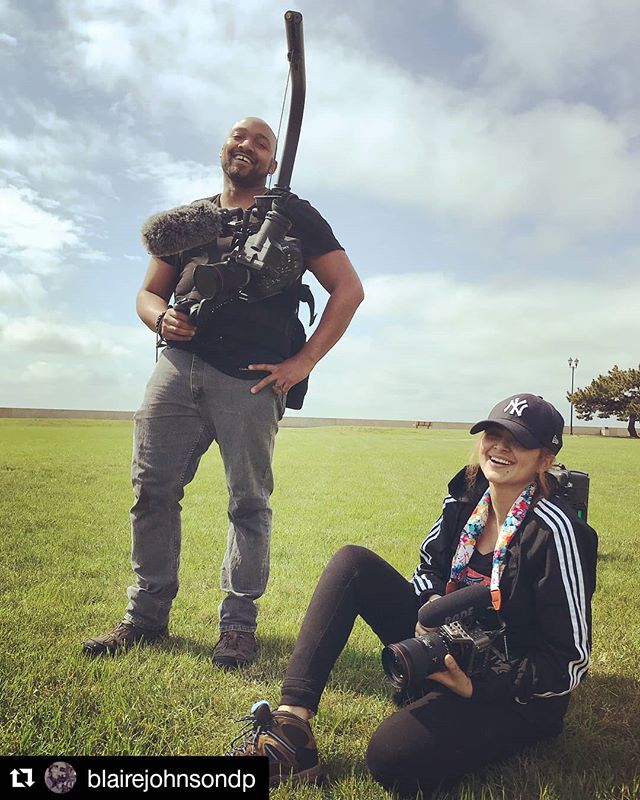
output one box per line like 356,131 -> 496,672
162,195 -> 343,379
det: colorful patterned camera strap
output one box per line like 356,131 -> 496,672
446,481 -> 536,610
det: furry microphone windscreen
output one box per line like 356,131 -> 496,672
140,199 -> 225,256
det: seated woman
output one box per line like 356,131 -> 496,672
227,393 -> 598,797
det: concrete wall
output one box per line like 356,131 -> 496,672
283,418 -> 629,437
0,407 -> 631,437
0,407 -> 134,420
281,416 -> 412,428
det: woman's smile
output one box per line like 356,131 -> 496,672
479,426 -> 542,488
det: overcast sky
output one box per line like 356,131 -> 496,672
1,0 -> 638,425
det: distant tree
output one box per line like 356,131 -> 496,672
568,365 -> 640,438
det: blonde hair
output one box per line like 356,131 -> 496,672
465,436 -> 557,499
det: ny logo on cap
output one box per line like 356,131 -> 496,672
504,397 -> 528,417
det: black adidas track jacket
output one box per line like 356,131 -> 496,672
411,468 -> 598,715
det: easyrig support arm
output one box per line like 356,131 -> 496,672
272,10 -> 306,192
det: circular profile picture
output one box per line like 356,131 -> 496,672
44,761 -> 77,794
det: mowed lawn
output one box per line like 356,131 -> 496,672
0,419 -> 638,800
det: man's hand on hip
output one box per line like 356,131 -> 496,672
247,354 -> 313,396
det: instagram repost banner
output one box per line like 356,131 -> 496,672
1,756 -> 268,798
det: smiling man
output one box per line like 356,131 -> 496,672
83,116 -> 364,668
220,117 -> 277,187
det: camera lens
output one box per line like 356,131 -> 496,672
382,641 -> 417,688
382,632 -> 450,690
194,262 -> 250,299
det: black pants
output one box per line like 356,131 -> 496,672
280,545 -> 561,797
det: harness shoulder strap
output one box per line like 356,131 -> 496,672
298,282 -> 316,325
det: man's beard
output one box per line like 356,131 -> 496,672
221,155 -> 271,188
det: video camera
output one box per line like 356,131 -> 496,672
174,194 -> 304,324
382,584 -> 505,695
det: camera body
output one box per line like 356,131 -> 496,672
234,210 -> 305,302
174,202 -> 304,326
382,609 -> 505,693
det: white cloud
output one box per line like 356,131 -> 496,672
0,271 -> 46,305
1,318 -> 134,359
0,185 -> 81,275
299,268 -> 640,423
127,151 -> 222,209
297,58 -> 640,234
0,183 -> 109,315
0,111 -> 115,197
1,263 -> 636,423
57,0 -> 284,121
457,0 -> 640,101
0,316 -> 152,410
1,1 -> 637,423
50,1 -> 640,241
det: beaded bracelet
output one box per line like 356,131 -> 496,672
155,309 -> 169,335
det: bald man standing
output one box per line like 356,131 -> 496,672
83,118 -> 363,668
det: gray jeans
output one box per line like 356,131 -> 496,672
124,348 -> 284,634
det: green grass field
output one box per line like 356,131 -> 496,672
1,420 -> 638,799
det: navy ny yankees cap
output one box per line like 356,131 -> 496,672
470,393 -> 564,454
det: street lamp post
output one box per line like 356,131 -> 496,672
568,357 -> 579,435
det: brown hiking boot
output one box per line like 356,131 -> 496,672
82,620 -> 167,657
213,630 -> 258,669
226,701 -> 323,787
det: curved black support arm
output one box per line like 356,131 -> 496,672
273,10 -> 306,192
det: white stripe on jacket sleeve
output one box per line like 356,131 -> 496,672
533,499 -> 590,696
411,495 -> 455,595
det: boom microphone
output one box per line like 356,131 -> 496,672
418,584 -> 492,628
141,199 -> 231,257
